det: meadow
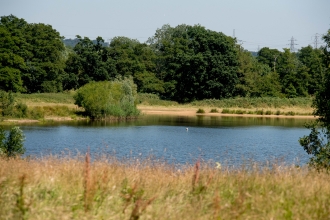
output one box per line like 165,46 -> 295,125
0,155 -> 329,219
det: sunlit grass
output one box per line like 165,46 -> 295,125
0,155 -> 329,219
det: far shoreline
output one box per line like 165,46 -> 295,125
1,105 -> 317,124
138,106 -> 317,119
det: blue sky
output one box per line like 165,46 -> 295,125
1,0 -> 329,51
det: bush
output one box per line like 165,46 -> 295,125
299,122 -> 330,170
0,127 -> 25,157
210,108 -> 219,113
74,78 -> 140,119
235,109 -> 246,114
0,90 -> 15,117
221,109 -> 231,114
196,108 -> 205,113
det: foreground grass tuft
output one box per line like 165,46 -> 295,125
0,156 -> 330,219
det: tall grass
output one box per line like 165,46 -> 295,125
16,92 -> 75,104
0,155 -> 329,219
137,93 -> 178,106
191,97 -> 313,109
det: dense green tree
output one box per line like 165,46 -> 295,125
277,49 -> 309,97
299,29 -> 330,169
0,15 -> 66,93
148,24 -> 239,102
297,46 -> 325,94
257,47 -> 281,72
0,24 -> 25,92
235,48 -> 282,97
74,78 -> 139,118
108,37 -> 163,94
0,126 -> 25,157
64,36 -> 117,89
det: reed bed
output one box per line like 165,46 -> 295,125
0,155 -> 329,219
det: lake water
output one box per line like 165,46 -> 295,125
10,115 -> 314,166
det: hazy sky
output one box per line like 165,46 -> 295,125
1,0 -> 329,51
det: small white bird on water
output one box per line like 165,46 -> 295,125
186,127 -> 188,131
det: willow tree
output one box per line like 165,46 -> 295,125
74,77 -> 139,119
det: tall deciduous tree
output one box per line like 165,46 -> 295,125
297,46 -> 326,95
64,36 -> 117,89
299,29 -> 330,169
0,15 -> 66,93
148,24 -> 239,102
108,37 -> 163,94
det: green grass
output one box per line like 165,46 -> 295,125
0,156 -> 329,219
137,93 -> 178,106
16,92 -> 75,104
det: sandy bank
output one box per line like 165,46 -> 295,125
137,105 -> 317,119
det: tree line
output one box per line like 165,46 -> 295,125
0,15 -> 328,103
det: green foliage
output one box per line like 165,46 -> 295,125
0,126 -> 25,157
0,90 -> 30,118
148,24 -> 239,102
0,15 -> 66,93
64,36 -> 116,90
299,123 -> 330,170
136,93 -> 178,106
299,29 -> 330,170
74,78 -> 139,119
196,108 -> 205,113
16,92 -> 75,104
297,46 -> 325,94
0,90 -> 15,117
209,108 -> 219,113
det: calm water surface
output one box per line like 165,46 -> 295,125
13,115 -> 314,166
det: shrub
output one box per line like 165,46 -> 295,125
286,111 -> 295,116
14,102 -> 28,118
0,126 -> 25,157
299,122 -> 330,170
196,108 -> 205,113
256,109 -> 264,115
210,108 -> 219,113
221,109 -> 230,114
0,90 -> 15,117
235,109 -> 246,114
74,78 -> 140,119
265,110 -> 272,115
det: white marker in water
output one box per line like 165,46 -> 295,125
186,128 -> 188,131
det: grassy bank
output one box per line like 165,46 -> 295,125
0,156 -> 329,219
138,94 -> 314,116
0,93 -> 314,122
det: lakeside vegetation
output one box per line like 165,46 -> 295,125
1,155 -> 329,219
1,15 -> 328,103
0,91 -> 315,123
1,12 -> 330,220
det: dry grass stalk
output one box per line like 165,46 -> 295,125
83,148 -> 93,212
192,160 -> 200,191
1,156 -> 330,219
130,195 -> 157,220
212,190 -> 221,219
122,183 -> 138,213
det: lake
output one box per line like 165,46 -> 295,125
9,115 -> 314,166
